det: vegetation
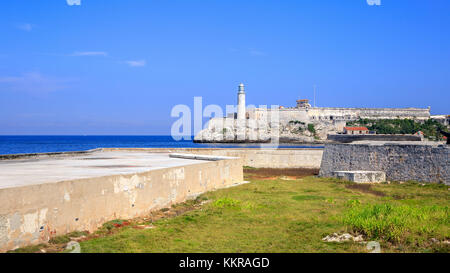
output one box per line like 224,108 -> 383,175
343,203 -> 448,243
47,231 -> 89,245
289,120 -> 306,134
307,123 -> 316,134
347,118 -> 448,140
289,120 -> 305,125
48,235 -> 71,245
12,169 -> 449,253
7,244 -> 47,253
75,171 -> 448,253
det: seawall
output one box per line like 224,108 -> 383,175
0,150 -> 243,251
319,142 -> 449,184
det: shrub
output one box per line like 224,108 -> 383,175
49,235 -> 71,244
347,118 -> 447,140
212,197 -> 241,209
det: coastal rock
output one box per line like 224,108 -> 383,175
194,117 -> 324,143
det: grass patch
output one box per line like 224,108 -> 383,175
212,197 -> 242,208
48,235 -> 71,245
74,172 -> 449,253
292,195 -> 326,201
7,244 -> 47,253
343,203 -> 449,243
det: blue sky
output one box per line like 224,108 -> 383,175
0,0 -> 449,135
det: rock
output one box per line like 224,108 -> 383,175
353,235 -> 364,242
194,117 -> 326,143
70,235 -> 86,241
65,241 -> 81,253
322,232 -> 365,243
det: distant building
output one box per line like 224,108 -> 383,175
431,115 -> 450,126
344,127 -> 369,135
296,99 -> 311,108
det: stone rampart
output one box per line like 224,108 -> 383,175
319,142 -> 449,184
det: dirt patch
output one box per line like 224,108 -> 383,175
244,168 -> 319,180
345,184 -> 386,197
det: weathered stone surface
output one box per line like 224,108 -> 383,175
333,171 -> 386,183
319,142 -> 449,184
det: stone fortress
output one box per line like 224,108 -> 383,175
194,83 -> 432,143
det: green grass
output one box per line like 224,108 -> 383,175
48,230 -> 89,244
7,244 -> 47,253
343,203 -> 449,243
77,175 -> 449,253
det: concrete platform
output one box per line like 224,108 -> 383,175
0,149 -> 243,251
333,171 -> 386,183
0,151 -> 208,189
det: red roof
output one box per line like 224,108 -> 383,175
344,127 -> 369,131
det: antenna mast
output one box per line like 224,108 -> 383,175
313,84 -> 316,107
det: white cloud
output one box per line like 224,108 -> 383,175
67,0 -> 81,6
125,60 -> 146,67
0,72 -> 75,93
16,23 -> 33,32
70,51 -> 108,57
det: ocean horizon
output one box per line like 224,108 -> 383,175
0,135 -> 323,155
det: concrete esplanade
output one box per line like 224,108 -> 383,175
0,149 -> 244,251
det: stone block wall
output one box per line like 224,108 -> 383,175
319,143 -> 449,184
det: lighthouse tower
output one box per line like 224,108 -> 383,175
237,83 -> 246,120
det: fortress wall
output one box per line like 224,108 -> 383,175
248,107 -> 430,124
248,108 -> 310,123
358,108 -> 430,119
319,143 -> 449,184
307,107 -> 430,120
0,156 -> 243,252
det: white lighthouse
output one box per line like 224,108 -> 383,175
237,83 -> 246,120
